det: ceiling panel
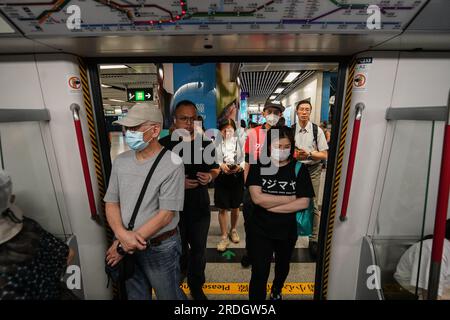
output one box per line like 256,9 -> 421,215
99,63 -> 157,107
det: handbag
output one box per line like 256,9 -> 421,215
294,161 -> 314,237
105,147 -> 168,285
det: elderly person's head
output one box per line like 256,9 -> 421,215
0,170 -> 23,245
113,102 -> 163,151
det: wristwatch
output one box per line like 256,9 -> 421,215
117,243 -> 126,256
307,152 -> 313,160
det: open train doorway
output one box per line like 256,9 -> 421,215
90,59 -> 345,300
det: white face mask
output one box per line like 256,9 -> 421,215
271,147 -> 290,161
265,114 -> 280,126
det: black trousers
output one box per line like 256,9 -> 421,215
179,209 -> 211,290
242,187 -> 254,254
248,230 -> 297,300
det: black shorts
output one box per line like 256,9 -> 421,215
214,171 -> 244,209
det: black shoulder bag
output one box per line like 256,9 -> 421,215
105,147 -> 168,285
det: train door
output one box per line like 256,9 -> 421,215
85,58 -> 348,300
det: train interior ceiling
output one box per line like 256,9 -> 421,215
0,0 -> 449,301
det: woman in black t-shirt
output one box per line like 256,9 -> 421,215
246,126 -> 314,300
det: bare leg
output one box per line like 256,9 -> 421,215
218,209 -> 229,238
230,208 -> 239,231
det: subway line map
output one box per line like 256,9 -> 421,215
0,0 -> 427,36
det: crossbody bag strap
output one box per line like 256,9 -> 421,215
127,147 -> 168,230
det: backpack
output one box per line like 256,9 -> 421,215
292,123 -> 318,149
294,161 -> 314,237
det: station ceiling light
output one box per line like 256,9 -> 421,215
282,72 -> 300,83
274,88 -> 284,94
269,95 -> 277,100
101,84 -> 112,88
109,99 -> 125,102
272,100 -> 281,104
0,16 -> 14,34
100,65 -> 128,70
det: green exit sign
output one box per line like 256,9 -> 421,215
135,91 -> 145,101
126,88 -> 153,102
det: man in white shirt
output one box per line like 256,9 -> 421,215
293,100 -> 329,259
394,220 -> 450,300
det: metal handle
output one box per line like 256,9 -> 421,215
427,91 -> 450,299
71,103 -> 97,219
340,103 -> 365,222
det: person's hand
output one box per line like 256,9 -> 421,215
106,240 -> 124,267
67,248 -> 75,265
297,148 -> 309,161
229,165 -> 241,174
185,176 -> 199,189
196,172 -> 212,185
116,230 -> 147,252
220,163 -> 231,174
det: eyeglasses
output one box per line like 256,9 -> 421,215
176,116 -> 196,123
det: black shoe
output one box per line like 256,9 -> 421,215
190,287 -> 208,300
270,291 -> 282,300
241,254 -> 251,268
309,241 -> 318,261
178,271 -> 187,286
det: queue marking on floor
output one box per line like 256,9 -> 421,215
178,282 -> 314,295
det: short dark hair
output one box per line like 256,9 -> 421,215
296,100 -> 312,111
174,100 -> 197,113
240,119 -> 246,128
264,125 -> 295,160
218,119 -> 236,131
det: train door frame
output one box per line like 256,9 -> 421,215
84,55 -> 353,300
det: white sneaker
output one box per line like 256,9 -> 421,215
217,237 -> 230,252
229,229 -> 240,243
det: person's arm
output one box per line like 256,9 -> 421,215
310,128 -> 329,160
105,202 -> 146,252
269,197 -> 310,214
270,164 -> 315,213
137,161 -> 184,239
103,161 -> 146,252
310,150 -> 328,161
135,209 -> 175,240
243,128 -> 252,183
198,140 -> 220,184
67,248 -> 75,265
249,185 -> 296,209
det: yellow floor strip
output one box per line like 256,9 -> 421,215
179,282 -> 314,295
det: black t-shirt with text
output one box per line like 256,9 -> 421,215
159,134 -> 219,214
246,160 -> 315,240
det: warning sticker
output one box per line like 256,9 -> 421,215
177,282 -> 314,295
67,75 -> 82,94
354,73 -> 367,88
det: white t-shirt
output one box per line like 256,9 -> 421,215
394,239 -> 450,297
294,121 -> 329,165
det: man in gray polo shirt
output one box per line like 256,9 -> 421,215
104,102 -> 186,300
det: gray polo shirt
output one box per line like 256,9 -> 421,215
104,149 -> 184,238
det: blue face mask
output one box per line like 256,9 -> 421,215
125,127 -> 152,151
